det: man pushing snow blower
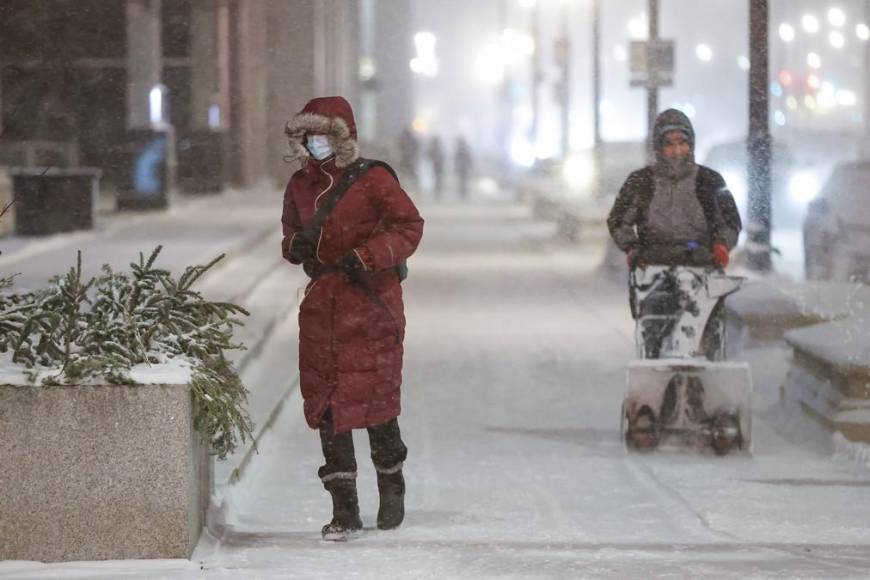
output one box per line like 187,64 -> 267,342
608,109 -> 751,456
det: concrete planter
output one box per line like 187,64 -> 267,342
725,281 -> 824,352
0,382 -> 212,562
782,322 -> 870,444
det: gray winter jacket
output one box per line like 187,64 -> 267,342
607,165 -> 742,266
607,110 -> 742,266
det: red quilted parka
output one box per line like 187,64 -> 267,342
281,97 -> 424,434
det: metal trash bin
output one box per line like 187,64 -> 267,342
177,130 -> 226,195
9,167 -> 102,236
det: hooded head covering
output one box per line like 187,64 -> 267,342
284,96 -> 361,168
652,108 -> 696,179
653,108 -> 695,152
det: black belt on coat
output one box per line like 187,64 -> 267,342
304,262 -> 401,344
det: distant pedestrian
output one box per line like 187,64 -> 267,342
398,127 -> 420,186
454,136 -> 474,200
282,96 -> 424,541
428,135 -> 445,199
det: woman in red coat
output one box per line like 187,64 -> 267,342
282,96 -> 424,541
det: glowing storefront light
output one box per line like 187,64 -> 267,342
857,23 -> 870,41
695,44 -> 713,62
410,32 -> 439,78
802,14 -> 820,34
807,52 -> 822,69
149,85 -> 164,126
779,23 -> 796,42
829,31 -> 845,49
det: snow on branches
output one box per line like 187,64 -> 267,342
0,246 -> 253,460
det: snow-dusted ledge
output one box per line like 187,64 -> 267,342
725,280 -> 824,351
783,316 -> 870,444
0,361 -> 211,563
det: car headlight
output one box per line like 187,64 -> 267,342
789,171 -> 820,204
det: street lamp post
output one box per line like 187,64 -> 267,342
592,0 -> 601,148
646,0 -> 660,162
747,0 -> 773,271
559,1 -> 572,157
530,0 -> 541,149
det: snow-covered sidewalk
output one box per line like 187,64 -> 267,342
4,201 -> 870,579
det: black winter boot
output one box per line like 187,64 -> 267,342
376,465 -> 405,530
321,476 -> 363,541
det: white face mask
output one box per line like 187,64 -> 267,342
306,135 -> 334,161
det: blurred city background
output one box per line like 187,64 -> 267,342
1,0 -> 870,280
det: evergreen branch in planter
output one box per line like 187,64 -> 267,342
0,247 -> 254,459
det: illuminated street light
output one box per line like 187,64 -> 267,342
779,23 -> 795,42
737,55 -> 750,70
857,23 -> 870,41
807,52 -> 822,69
802,14 -> 820,34
807,74 -> 820,89
627,16 -> 646,40
828,8 -> 846,28
475,42 -> 505,84
695,43 -> 713,62
829,30 -> 845,49
613,45 -> 628,62
501,28 -> 535,65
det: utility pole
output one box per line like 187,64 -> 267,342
592,0 -> 602,193
865,0 -> 870,145
646,0 -> 659,163
592,0 -> 601,148
747,0 -> 772,271
559,1 -> 572,157
530,0 -> 541,149
499,0 -> 512,166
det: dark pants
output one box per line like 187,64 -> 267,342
317,409 -> 408,480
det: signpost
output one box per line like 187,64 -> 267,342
629,40 -> 675,88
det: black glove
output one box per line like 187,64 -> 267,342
339,251 -> 366,273
288,233 -> 316,263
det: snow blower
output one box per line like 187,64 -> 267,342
620,265 -> 752,456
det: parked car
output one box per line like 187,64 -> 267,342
803,161 -> 870,282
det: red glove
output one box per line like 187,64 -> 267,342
712,243 -> 730,268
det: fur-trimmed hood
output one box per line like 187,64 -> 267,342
284,96 -> 361,168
